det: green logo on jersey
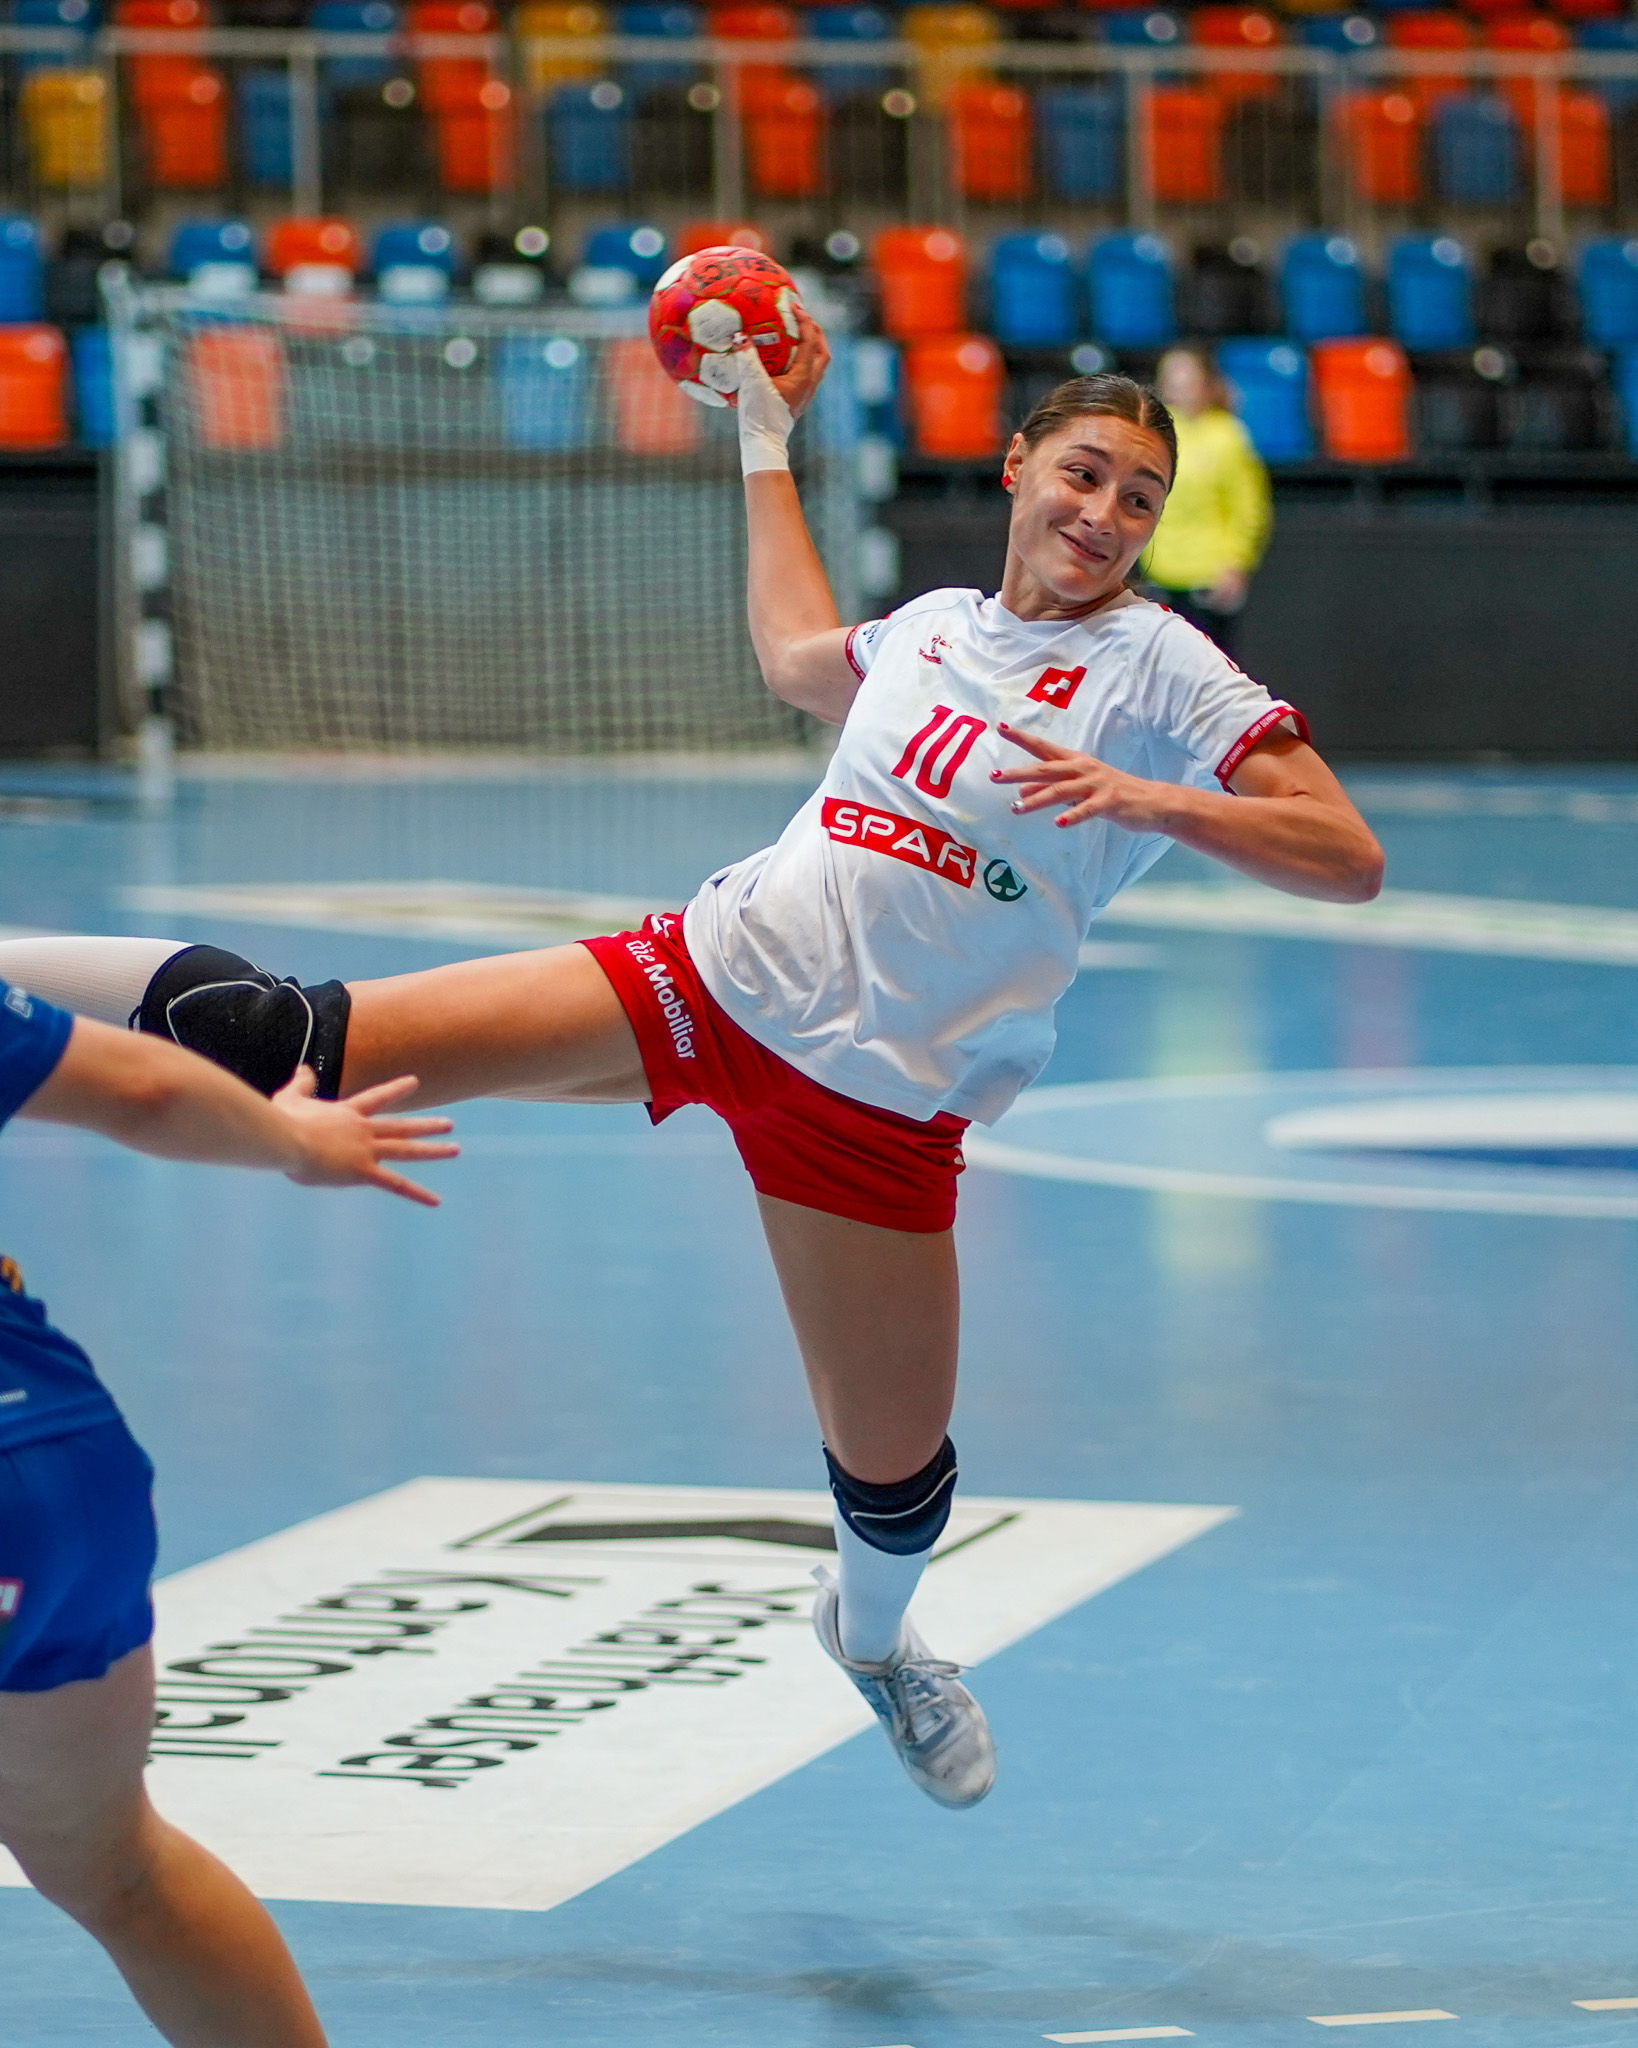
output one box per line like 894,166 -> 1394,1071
984,859 -> 1028,903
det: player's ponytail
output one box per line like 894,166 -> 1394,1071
1017,374 -> 1178,486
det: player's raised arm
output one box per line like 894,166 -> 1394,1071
19,1016 -> 457,1205
738,312 -> 862,726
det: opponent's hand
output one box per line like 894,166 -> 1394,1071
768,306 -> 830,420
993,724 -> 1184,834
272,1069 -> 458,1207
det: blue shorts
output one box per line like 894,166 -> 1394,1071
0,1417 -> 157,1692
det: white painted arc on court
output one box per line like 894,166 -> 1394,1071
1266,1094 -> 1638,1154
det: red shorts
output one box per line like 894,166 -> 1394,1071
583,914 -> 967,1234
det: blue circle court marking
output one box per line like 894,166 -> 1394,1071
964,1066 -> 1638,1217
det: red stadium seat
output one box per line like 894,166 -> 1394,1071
606,335 -> 702,454
0,325 -> 68,449
904,333 -> 1003,459
1191,6 -> 1282,101
872,226 -> 968,340
431,73 -> 514,190
187,327 -> 284,451
138,66 -> 228,185
264,216 -> 362,276
948,81 -> 1031,200
1385,12 -> 1475,110
1311,338 -> 1411,463
1150,87 -> 1225,203
409,0 -> 497,113
675,221 -> 768,255
1339,89 -> 1422,204
744,71 -> 825,197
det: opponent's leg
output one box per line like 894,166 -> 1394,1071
0,1643 -> 327,2048
0,936 -> 648,1108
756,1195 -> 992,1807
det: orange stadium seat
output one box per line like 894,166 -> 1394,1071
1191,5 -> 1282,101
904,332 -> 1004,459
675,221 -> 768,255
409,0 -> 497,112
743,72 -> 825,197
0,325 -> 68,448
606,334 -> 702,454
1150,86 -> 1225,203
873,226 -> 968,339
187,326 -> 285,450
1311,337 -> 1411,462
265,215 -> 362,275
1385,12 -> 1475,112
432,72 -> 514,189
1339,88 -> 1421,205
139,65 -> 228,185
949,80 -> 1031,200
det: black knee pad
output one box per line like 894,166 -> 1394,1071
825,1437 -> 958,1557
135,944 -> 351,1099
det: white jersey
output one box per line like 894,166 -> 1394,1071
684,587 -> 1305,1126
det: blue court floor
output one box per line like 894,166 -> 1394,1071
6,760 -> 1638,2047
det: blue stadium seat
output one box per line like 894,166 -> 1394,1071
991,234 -> 1078,350
1039,83 -> 1123,204
70,325 -> 115,446
618,3 -> 701,89
1280,234 -> 1365,344
1089,232 -> 1176,349
1101,8 -> 1181,46
809,5 -> 892,93
1297,13 -> 1377,52
1580,239 -> 1638,347
1614,343 -> 1638,456
1433,95 -> 1520,208
1576,20 -> 1638,109
237,69 -> 292,188
497,332 -> 595,450
550,82 -> 633,194
1388,236 -> 1473,352
14,0 -> 96,73
371,221 -> 456,301
168,218 -> 256,286
850,335 -> 902,448
309,0 -> 397,91
0,218 -> 45,323
581,221 -> 669,289
1217,338 -> 1312,462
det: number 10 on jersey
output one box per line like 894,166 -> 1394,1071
892,706 -> 988,800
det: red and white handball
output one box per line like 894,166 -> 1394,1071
648,245 -> 803,409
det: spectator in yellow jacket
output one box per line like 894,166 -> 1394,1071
1143,346 -> 1272,660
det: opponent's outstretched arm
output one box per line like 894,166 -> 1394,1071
738,313 -> 862,726
20,1016 -> 457,1204
994,724 -> 1384,905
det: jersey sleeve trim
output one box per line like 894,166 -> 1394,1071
1214,702 -> 1310,787
844,623 -> 870,681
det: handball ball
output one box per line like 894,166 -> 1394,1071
648,245 -> 802,409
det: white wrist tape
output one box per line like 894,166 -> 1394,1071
734,344 -> 794,477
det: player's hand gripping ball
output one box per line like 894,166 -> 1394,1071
648,246 -> 803,409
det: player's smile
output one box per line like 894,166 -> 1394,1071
999,415 -> 1174,622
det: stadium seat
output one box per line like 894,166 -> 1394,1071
1384,11 -> 1473,110
1612,344 -> 1638,456
904,333 -> 1004,458
1476,243 -> 1563,344
1222,89 -> 1317,207
1310,336 -> 1412,461
1554,93 -> 1613,207
1388,236 -> 1473,352
1579,238 -> 1638,346
1412,355 -> 1502,451
990,233 -> 1077,349
1280,234 -> 1366,344
1088,231 -> 1176,347
20,71 -> 109,189
371,221 -> 456,300
948,81 -> 1032,200
0,220 -> 46,324
1100,8 -> 1181,47
14,0 -> 98,74
516,2 -> 605,95
310,0 -> 399,92
237,67 -> 292,186
873,227 -> 968,340
1338,90 -> 1421,205
619,2 -> 703,89
44,224 -> 121,324
850,334 -> 903,445
328,75 -> 426,191
574,221 -> 668,303
187,326 -> 285,449
744,72 -> 826,198
0,324 -> 69,448
1297,12 -> 1376,52
410,0 -> 496,112
139,66 -> 230,187
1432,94 -> 1520,206
1191,5 -> 1281,101
708,0 -> 799,100
1038,82 -> 1123,203
606,333 -> 701,453
70,324 -> 115,445
548,80 -> 633,192
497,332 -> 595,449
1181,240 -> 1272,336
471,224 -> 550,304
809,3 -> 893,94
1150,88 -> 1225,203
168,216 -> 256,291
1217,337 -> 1312,461
1484,13 -> 1568,140
901,5 -> 999,105
1576,18 -> 1638,107
1502,358 -> 1602,450
265,216 -> 362,293
432,74 -> 514,191
676,221 -> 768,255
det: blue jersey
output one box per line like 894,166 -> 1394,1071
0,982 -> 120,1453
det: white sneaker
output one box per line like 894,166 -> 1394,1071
811,1566 -> 995,1809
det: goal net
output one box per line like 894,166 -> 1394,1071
109,283 -> 863,758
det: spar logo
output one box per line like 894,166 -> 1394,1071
625,928 -> 696,1060
821,797 -> 977,887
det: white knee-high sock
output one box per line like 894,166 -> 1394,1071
833,1508 -> 933,1666
0,936 -> 190,1025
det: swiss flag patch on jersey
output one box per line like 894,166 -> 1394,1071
821,798 -> 977,887
1027,665 -> 1086,709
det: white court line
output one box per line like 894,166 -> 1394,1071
1308,2014 -> 1458,2028
1575,1999 -> 1638,2011
1045,2028 -> 1193,2042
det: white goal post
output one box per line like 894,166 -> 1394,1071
106,277 -> 874,760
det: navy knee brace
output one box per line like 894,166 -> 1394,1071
825,1437 -> 958,1557
136,944 -> 352,1100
